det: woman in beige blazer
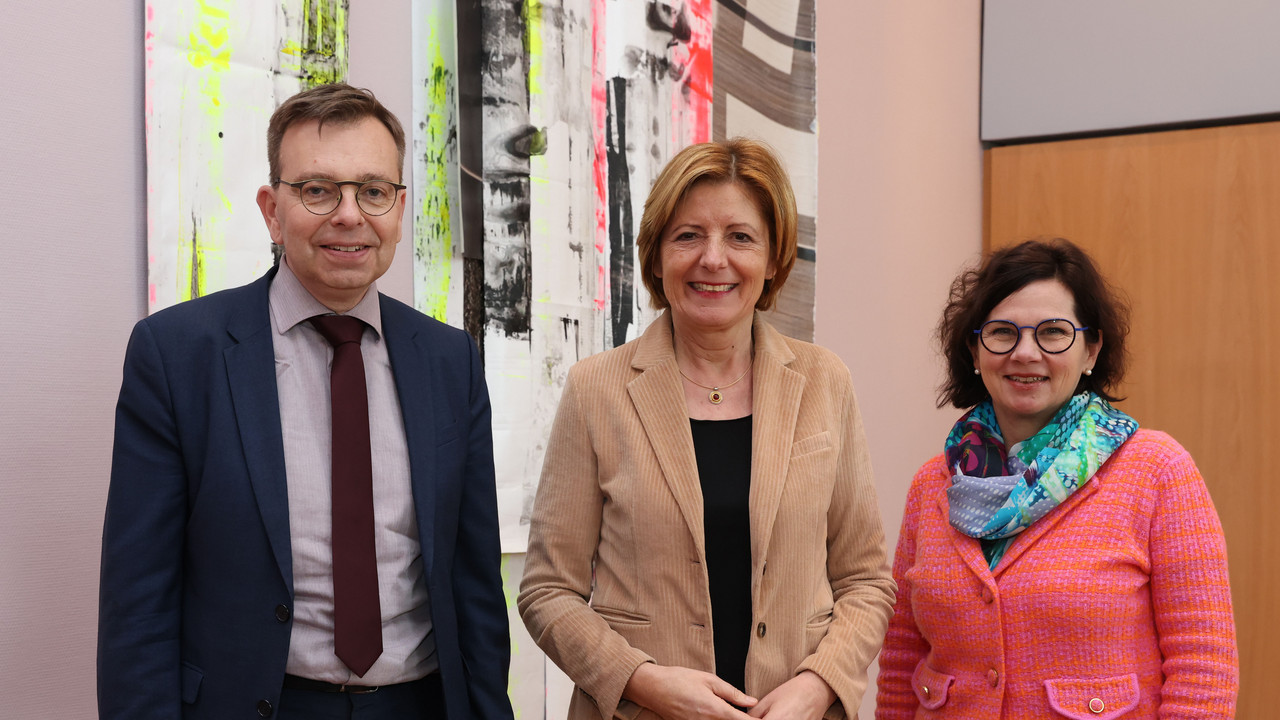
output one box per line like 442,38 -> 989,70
519,139 -> 895,720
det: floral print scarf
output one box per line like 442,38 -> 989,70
945,391 -> 1138,569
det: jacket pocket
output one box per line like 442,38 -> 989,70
911,660 -> 954,710
180,661 -> 204,704
805,608 -> 834,628
1044,673 -> 1139,719
436,420 -> 460,447
790,431 -> 832,458
803,609 -> 834,652
591,605 -> 651,626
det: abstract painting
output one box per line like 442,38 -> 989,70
411,0 -> 818,552
145,0 -> 349,312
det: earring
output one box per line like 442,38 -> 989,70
1084,368 -> 1093,376
974,368 -> 981,376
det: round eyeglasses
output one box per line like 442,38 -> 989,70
974,319 -> 1089,355
275,178 -> 406,216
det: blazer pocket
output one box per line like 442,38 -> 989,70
591,605 -> 652,627
180,661 -> 204,705
911,660 -> 954,711
790,431 -> 832,458
804,609 -> 834,653
1044,673 -> 1139,720
436,420 -> 460,447
805,608 -> 834,628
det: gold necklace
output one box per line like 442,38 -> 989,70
678,362 -> 752,405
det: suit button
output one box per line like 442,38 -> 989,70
921,685 -> 931,698
982,588 -> 994,604
756,622 -> 766,638
1089,698 -> 1105,714
987,669 -> 999,687
275,604 -> 291,622
257,699 -> 273,717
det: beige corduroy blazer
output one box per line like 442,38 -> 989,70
518,311 -> 896,720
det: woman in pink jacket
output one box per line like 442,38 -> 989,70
876,239 -> 1238,719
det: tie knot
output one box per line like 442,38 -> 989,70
309,314 -> 366,346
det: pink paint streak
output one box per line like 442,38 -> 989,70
674,0 -> 713,147
597,265 -> 608,312
591,0 -> 608,311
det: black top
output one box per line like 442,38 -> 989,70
690,415 -> 753,692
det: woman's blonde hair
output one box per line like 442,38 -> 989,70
635,138 -> 798,310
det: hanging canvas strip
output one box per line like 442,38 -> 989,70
145,0 -> 348,312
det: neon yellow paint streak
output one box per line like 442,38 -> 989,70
301,0 -> 348,88
279,39 -> 303,74
523,0 -> 544,97
415,23 -> 454,321
525,0 -> 549,296
501,554 -> 521,714
180,0 -> 232,300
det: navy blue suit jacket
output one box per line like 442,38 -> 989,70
99,268 -> 512,720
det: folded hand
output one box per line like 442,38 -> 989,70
747,671 -> 836,720
624,663 -> 758,720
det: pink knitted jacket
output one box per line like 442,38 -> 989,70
876,429 -> 1237,719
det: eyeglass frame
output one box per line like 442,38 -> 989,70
273,178 -> 407,216
972,318 -> 1090,355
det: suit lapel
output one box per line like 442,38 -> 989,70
224,271 -> 293,590
933,490 -> 998,583
992,479 -> 1101,576
627,313 -> 707,559
747,318 -> 805,579
381,301 -> 436,580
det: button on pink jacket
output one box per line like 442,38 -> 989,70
876,430 -> 1237,719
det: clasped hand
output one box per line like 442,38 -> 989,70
624,664 -> 834,720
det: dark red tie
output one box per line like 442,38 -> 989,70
310,315 -> 382,677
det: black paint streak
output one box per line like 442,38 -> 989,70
487,179 -> 531,224
456,0 -> 484,262
606,77 -> 635,348
464,256 -> 485,364
477,0 -> 533,339
621,44 -> 680,86
560,317 -> 581,362
646,0 -> 692,43
483,237 -> 531,337
715,0 -> 815,52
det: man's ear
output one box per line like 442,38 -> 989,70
256,185 -> 284,245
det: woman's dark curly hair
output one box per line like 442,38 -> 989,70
937,238 -> 1130,409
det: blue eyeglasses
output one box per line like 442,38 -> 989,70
974,319 -> 1089,354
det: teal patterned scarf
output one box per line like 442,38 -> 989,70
945,391 -> 1138,569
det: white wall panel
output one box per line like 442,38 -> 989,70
983,0 -> 1280,141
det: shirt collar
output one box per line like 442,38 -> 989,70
269,258 -> 384,338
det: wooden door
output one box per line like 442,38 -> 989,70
986,122 -> 1279,716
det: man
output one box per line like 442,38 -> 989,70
99,84 -> 512,720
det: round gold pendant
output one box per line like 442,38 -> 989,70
709,389 -> 723,404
